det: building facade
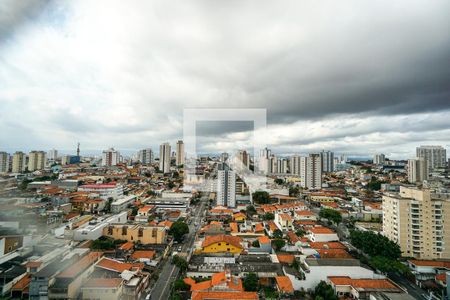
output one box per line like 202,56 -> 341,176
0,151 -> 9,173
137,148 -> 153,165
300,154 -> 322,190
217,169 -> 236,208
320,151 -> 334,173
28,151 -> 46,171
102,148 -> 120,166
416,145 -> 447,170
12,151 -> 26,173
373,153 -> 386,165
175,140 -> 185,166
383,186 -> 450,259
407,158 -> 429,183
159,142 -> 171,173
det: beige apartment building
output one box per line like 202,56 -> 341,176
28,151 -> 46,171
383,186 -> 450,259
103,224 -> 166,244
12,151 -> 26,173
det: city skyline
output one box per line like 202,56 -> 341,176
1,1 -> 449,157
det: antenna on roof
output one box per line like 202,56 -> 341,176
77,142 -> 80,157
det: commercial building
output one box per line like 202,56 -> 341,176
28,151 -> 46,171
137,148 -> 153,165
159,142 -> 171,173
102,148 -> 120,166
416,145 -> 447,170
383,186 -> 450,259
300,154 -> 322,190
217,166 -> 236,208
103,224 -> 167,244
72,212 -> 128,241
176,140 -> 185,166
12,151 -> 26,173
320,150 -> 334,173
0,152 -> 9,173
78,183 -> 123,200
110,195 -> 137,213
407,158 -> 428,183
373,153 -> 386,165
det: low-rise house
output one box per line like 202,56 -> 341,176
307,227 -> 339,242
294,210 -> 317,221
327,276 -> 403,299
135,206 -> 154,223
200,235 -> 243,254
81,278 -> 123,300
103,224 -> 167,244
275,276 -> 294,295
274,213 -> 293,231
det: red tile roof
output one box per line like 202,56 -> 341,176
277,254 -> 295,264
191,291 -> 258,300
202,235 -> 243,250
96,257 -> 144,273
82,278 -> 123,288
275,276 -> 294,293
58,252 -> 103,278
130,250 -> 156,260
328,276 -> 399,290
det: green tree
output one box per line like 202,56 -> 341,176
252,240 -> 260,247
173,279 -> 190,291
314,281 -> 338,300
350,230 -> 401,260
296,228 -> 306,237
319,208 -> 342,224
243,273 -> 258,291
272,239 -> 286,251
274,178 -> 284,185
169,221 -> 189,242
246,205 -> 256,217
289,186 -> 300,197
263,212 -> 274,221
252,191 -> 271,204
172,255 -> 188,271
272,229 -> 283,239
91,238 -> 115,250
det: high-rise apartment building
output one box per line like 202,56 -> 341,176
28,151 -> 46,171
217,167 -> 236,208
300,154 -> 322,189
138,148 -> 153,165
407,158 -> 429,183
159,142 -> 171,173
383,186 -> 450,259
102,148 -> 120,166
47,149 -> 58,161
276,158 -> 288,173
290,155 -> 301,175
234,150 -> 250,171
373,153 -> 386,165
12,151 -> 26,173
0,152 -> 9,173
176,140 -> 185,166
258,147 -> 271,174
416,145 -> 447,170
320,150 -> 334,173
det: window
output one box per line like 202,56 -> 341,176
122,226 -> 128,235
138,228 -> 143,237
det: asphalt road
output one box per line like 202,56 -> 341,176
388,272 -> 426,300
148,196 -> 206,300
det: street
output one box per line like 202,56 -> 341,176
148,195 -> 207,300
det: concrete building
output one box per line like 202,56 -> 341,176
47,149 -> 58,161
72,212 -> 128,241
12,151 -> 26,173
111,195 -> 137,213
176,140 -> 185,166
373,153 -> 386,165
78,183 -> 124,200
217,168 -> 236,208
383,186 -> 450,259
0,152 -> 9,173
28,151 -> 46,171
137,148 -> 153,165
300,154 -> 322,190
102,148 -> 120,166
416,145 -> 447,170
290,155 -> 301,175
407,158 -> 429,183
320,150 -> 334,173
103,224 -> 167,244
234,150 -> 250,171
277,158 -> 288,174
159,142 -> 171,173
258,147 -> 271,174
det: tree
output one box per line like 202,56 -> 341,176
289,186 -> 300,197
91,238 -> 115,250
243,273 -> 258,291
169,221 -> 189,242
314,281 -> 338,300
272,239 -> 286,251
367,176 -> 384,191
246,205 -> 256,217
173,279 -> 190,291
319,208 -> 342,224
274,178 -> 284,185
263,212 -> 274,221
272,229 -> 283,239
296,228 -> 306,237
252,240 -> 260,248
252,191 -> 271,204
350,230 -> 401,260
172,255 -> 188,271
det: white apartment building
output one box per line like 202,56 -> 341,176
276,158 -> 288,174
47,149 -> 58,161
320,150 -> 334,173
159,142 -> 171,173
217,169 -> 236,208
138,148 -> 153,165
407,158 -> 428,183
78,183 -> 124,200
176,140 -> 185,166
373,153 -> 386,165
301,154 -> 322,190
28,151 -> 46,171
290,155 -> 301,175
383,186 -> 450,259
258,147 -> 271,174
0,152 -> 9,173
12,151 -> 26,173
102,148 -> 120,166
416,145 -> 447,170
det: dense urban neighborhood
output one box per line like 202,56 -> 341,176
0,144 -> 449,300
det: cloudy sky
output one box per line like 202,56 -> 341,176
1,0 -> 449,158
